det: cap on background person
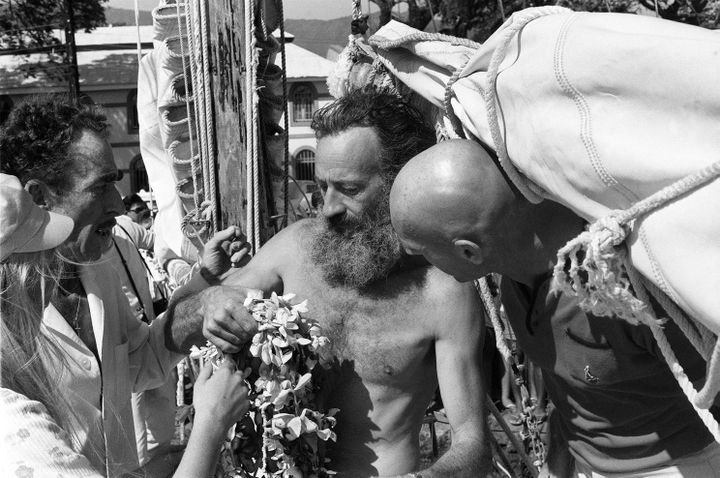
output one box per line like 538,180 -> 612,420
0,174 -> 74,261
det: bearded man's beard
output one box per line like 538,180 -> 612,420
310,191 -> 403,289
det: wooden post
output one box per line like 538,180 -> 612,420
206,0 -> 248,231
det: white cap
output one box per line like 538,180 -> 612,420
0,174 -> 74,261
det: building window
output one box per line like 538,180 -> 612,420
294,149 -> 316,181
127,89 -> 139,134
0,95 -> 13,125
291,84 -> 315,123
129,154 -> 149,192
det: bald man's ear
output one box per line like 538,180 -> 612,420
453,239 -> 483,265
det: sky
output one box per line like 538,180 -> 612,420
106,0 -> 380,20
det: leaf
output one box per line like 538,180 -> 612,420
294,373 -> 312,391
261,344 -> 273,365
297,337 -> 311,346
282,351 -> 294,364
286,416 -> 304,440
316,428 -> 335,441
272,337 -> 289,348
273,389 -> 291,408
271,413 -> 294,428
292,300 -> 309,314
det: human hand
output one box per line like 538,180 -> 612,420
200,285 -> 259,353
200,226 -> 252,283
193,361 -> 251,429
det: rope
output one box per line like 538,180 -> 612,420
370,31 -> 481,50
639,275 -> 716,360
443,56 -> 472,139
352,0 -> 362,20
198,0 -> 218,231
624,263 -> 720,439
475,277 -> 512,361
189,0 -> 211,221
177,1 -> 202,217
277,0 -> 291,226
553,158 -> 720,325
245,0 -> 262,252
483,8 -> 557,204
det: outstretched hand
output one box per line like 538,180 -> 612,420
200,285 -> 260,353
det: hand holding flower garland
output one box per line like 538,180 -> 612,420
191,292 -> 337,477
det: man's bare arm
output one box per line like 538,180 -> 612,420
164,223 -> 302,353
419,279 -> 491,477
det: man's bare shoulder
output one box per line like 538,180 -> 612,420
423,267 -> 478,299
257,219 -> 315,258
421,268 -> 483,334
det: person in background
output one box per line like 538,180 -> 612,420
0,173 -> 251,478
123,193 -> 154,230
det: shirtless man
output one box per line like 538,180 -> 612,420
389,139 -> 720,477
166,91 -> 490,477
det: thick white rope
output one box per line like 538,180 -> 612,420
639,274 -> 716,360
178,1 -> 202,213
552,161 -> 720,413
553,159 -> 720,325
475,277 -> 512,362
625,263 -> 720,440
244,0 -> 257,251
188,0 -> 211,218
251,37 -> 261,250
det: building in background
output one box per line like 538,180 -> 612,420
0,25 -> 334,199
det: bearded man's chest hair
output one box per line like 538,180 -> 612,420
285,270 -> 437,387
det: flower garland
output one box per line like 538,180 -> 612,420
191,292 -> 337,477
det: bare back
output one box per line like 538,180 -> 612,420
224,220 -> 484,476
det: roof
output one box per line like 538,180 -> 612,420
0,26 -> 320,93
277,42 -> 334,79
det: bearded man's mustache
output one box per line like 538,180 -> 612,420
311,208 -> 403,290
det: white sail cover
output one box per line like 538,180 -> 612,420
367,8 -> 720,334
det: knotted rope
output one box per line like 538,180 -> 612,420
553,159 -> 720,414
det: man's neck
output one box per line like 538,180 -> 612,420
57,264 -> 84,297
506,201 -> 585,288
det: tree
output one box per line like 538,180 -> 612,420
368,0 -> 718,42
0,0 -> 108,79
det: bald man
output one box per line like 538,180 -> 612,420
390,139 -> 720,478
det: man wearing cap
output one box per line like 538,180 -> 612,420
0,96 -> 243,476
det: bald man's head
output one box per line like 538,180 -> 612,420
389,139 -> 521,281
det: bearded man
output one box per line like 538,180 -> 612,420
166,90 -> 491,477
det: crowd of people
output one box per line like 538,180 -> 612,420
0,89 -> 716,478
